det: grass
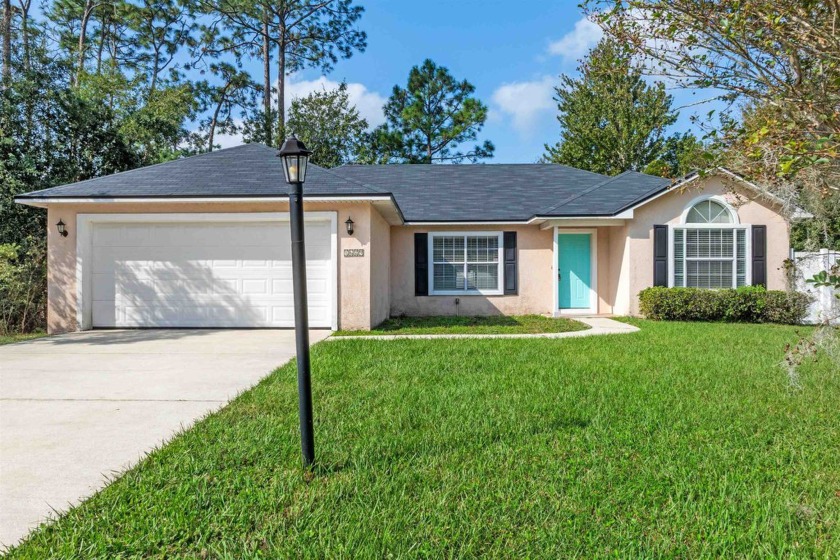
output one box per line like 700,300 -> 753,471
0,332 -> 46,345
8,320 -> 840,558
334,314 -> 589,336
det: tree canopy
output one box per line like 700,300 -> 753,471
286,82 -> 368,168
583,0 -> 840,245
366,59 -> 494,164
543,39 -> 678,176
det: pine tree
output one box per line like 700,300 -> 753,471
543,39 -> 676,175
368,59 -> 494,164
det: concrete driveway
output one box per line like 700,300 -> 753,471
0,329 -> 330,548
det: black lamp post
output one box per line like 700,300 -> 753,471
277,136 -> 315,467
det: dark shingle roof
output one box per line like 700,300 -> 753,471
16,143 -> 672,221
15,144 -> 382,199
332,164 -> 669,221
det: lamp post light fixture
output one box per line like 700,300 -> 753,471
56,219 -> 68,237
277,136 -> 315,467
345,217 -> 355,236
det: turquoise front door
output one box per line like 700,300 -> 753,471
558,233 -> 592,310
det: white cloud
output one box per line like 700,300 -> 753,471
547,17 -> 603,62
197,75 -> 386,150
491,76 -> 557,136
285,75 -> 386,127
213,122 -> 246,150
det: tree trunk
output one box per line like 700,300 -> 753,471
95,16 -> 105,75
19,0 -> 32,141
262,18 -> 272,146
76,0 -> 95,87
2,0 -> 11,85
208,116 -> 217,152
149,46 -> 161,97
277,37 -> 286,142
208,96 -> 226,153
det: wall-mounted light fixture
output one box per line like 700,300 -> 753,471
56,219 -> 68,237
345,217 -> 355,236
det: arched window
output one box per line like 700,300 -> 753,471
685,199 -> 735,224
673,198 -> 749,289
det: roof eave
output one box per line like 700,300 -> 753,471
14,193 -> 407,224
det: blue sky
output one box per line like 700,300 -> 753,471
218,0 -> 718,162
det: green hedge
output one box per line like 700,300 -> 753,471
638,286 -> 811,324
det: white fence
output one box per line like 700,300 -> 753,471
792,249 -> 840,325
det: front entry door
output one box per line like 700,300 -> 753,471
558,233 -> 592,310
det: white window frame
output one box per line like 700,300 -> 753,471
428,231 -> 504,296
669,196 -> 752,289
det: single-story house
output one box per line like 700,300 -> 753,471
15,143 -> 791,333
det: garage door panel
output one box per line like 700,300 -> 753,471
269,276 -> 329,296
241,279 -> 268,295
242,260 -> 270,268
122,304 -> 271,327
90,219 -> 334,328
92,225 -> 151,247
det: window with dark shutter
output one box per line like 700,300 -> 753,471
751,225 -> 767,287
503,231 -> 517,295
414,233 -> 428,296
653,225 -> 668,287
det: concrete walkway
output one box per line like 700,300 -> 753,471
330,316 -> 639,340
0,329 -> 329,549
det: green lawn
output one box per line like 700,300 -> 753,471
8,320 -> 839,558
334,314 -> 589,336
0,332 -> 46,345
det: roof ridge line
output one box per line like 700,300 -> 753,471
538,171 -> 634,216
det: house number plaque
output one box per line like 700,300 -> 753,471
343,249 -> 365,257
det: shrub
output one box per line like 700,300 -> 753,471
639,286 -> 811,324
763,291 -> 812,325
0,239 -> 47,334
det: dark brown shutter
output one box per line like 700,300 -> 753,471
414,233 -> 428,296
653,225 -> 669,287
751,225 -> 767,287
503,231 -> 518,295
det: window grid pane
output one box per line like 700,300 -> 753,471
674,229 -> 685,286
685,229 -> 734,259
685,200 -> 734,224
466,236 -> 499,263
433,236 -> 465,263
736,229 -> 747,287
466,264 -> 498,290
686,260 -> 733,289
431,234 -> 500,292
676,227 -> 744,290
433,263 -> 465,290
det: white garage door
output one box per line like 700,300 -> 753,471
89,218 -> 334,328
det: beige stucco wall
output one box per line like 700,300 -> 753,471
608,224 -> 631,315
390,224 -> 629,318
44,201 -> 385,334
39,173 -> 791,332
369,206 -> 391,327
624,176 -> 790,315
390,224 -> 557,317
